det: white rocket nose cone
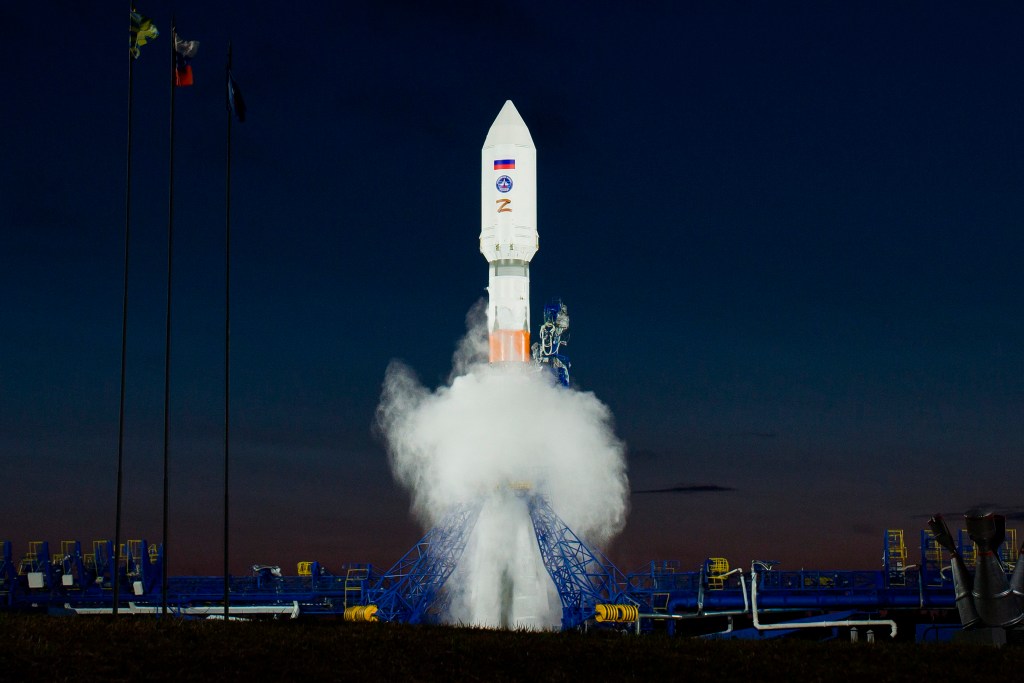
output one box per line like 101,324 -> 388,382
484,100 -> 536,149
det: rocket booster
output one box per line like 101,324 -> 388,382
481,101 -> 538,363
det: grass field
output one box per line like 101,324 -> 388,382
1,615 -> 1022,681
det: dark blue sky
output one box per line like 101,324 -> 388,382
2,2 -> 1022,574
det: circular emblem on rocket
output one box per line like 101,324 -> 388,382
495,175 -> 513,193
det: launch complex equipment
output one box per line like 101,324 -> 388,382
4,103 -> 1023,642
341,489 -> 638,630
928,512 -> 1024,643
5,518 -> 1022,641
5,298 -> 1018,639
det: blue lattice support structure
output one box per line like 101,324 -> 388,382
366,500 -> 482,624
527,494 -> 638,629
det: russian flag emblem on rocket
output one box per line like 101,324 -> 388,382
493,159 -> 515,170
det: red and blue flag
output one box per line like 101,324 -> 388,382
174,32 -> 199,87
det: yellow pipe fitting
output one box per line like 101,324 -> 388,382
594,604 -> 638,623
343,605 -> 379,622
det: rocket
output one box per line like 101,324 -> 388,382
481,100 -> 538,363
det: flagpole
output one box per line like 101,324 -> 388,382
162,19 -> 178,617
223,41 -> 233,621
114,0 -> 137,617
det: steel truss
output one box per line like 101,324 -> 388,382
366,500 -> 483,623
527,494 -> 639,629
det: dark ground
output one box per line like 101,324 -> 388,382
1,615 -> 1022,681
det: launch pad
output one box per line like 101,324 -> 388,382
4,292 -> 1016,639
3,520 -> 1021,642
3,103 -> 1020,644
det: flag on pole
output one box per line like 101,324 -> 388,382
130,9 -> 159,59
227,72 -> 246,122
174,33 -> 199,87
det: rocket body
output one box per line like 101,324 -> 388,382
481,101 -> 538,363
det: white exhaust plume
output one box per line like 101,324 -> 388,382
376,304 -> 629,629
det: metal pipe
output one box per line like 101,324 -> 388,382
643,610 -> 749,622
705,615 -> 734,637
65,601 -> 300,618
696,563 -> 705,613
696,566 -> 747,617
637,567 -> 752,640
911,565 -> 925,609
894,563 -> 924,609
751,563 -> 897,638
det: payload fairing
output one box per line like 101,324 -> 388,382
481,101 -> 538,363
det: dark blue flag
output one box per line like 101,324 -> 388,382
227,72 -> 246,122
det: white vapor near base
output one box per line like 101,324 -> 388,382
376,303 -> 629,629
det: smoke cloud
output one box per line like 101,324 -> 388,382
376,303 -> 629,628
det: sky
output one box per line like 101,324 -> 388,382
1,2 -> 1022,576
